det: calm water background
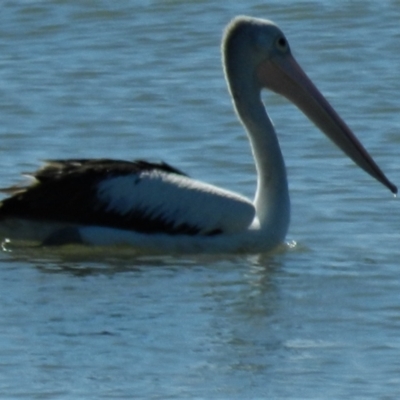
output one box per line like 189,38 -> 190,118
0,1 -> 399,398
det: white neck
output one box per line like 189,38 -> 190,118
227,68 -> 290,244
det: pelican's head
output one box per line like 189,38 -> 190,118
223,17 -> 288,89
223,16 -> 397,194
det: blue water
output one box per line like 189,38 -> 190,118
0,1 -> 399,398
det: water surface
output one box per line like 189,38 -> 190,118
0,1 -> 399,398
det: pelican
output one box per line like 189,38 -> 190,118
0,16 -> 396,253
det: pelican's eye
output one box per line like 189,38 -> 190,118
276,36 -> 288,52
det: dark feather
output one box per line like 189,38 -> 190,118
0,159 -> 221,236
35,158 -> 188,181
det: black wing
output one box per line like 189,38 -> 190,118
0,159 -> 210,235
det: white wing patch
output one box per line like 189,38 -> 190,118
96,170 -> 255,235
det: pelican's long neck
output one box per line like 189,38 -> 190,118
236,83 -> 290,241
224,48 -> 290,243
